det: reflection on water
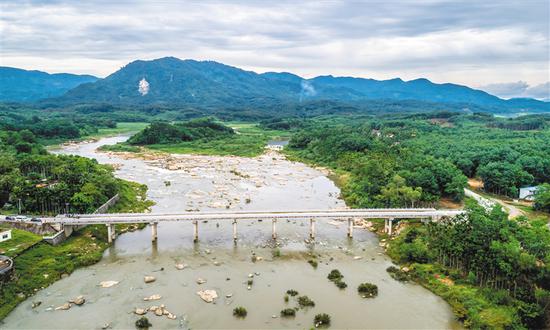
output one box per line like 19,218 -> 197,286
2,136 -> 461,329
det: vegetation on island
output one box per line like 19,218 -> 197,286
357,283 -> 378,298
233,306 -> 248,318
101,118 -> 291,157
280,308 -> 296,317
297,295 -> 315,307
314,313 -> 331,327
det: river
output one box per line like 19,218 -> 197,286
3,135 -> 460,329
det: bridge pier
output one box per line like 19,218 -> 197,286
272,219 -> 277,239
232,220 -> 237,242
193,220 -> 198,243
106,224 -> 115,243
384,218 -> 395,235
309,218 -> 316,239
431,215 -> 440,222
151,222 -> 158,241
347,218 -> 353,238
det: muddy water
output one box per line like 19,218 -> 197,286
3,136 -> 461,329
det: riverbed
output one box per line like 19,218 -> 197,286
3,135 -> 460,329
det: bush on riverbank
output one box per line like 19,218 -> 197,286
386,266 -> 412,282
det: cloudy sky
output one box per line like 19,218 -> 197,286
1,0 -> 549,99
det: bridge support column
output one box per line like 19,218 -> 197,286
232,220 -> 237,242
309,218 -> 316,239
347,218 -> 353,238
151,222 -> 158,241
272,219 -> 277,239
388,218 -> 394,236
193,220 -> 198,243
431,215 -> 440,222
106,224 -> 115,243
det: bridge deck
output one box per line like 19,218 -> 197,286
42,209 -> 464,225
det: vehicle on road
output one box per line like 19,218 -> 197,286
30,217 -> 42,223
5,215 -> 16,221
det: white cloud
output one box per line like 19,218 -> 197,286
479,82 -> 550,100
0,0 -> 548,89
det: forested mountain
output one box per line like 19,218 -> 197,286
0,67 -> 98,102
47,57 -> 548,113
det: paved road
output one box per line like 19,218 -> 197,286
464,188 -> 524,219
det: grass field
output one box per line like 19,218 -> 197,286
0,227 -> 42,258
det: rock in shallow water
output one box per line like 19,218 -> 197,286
143,294 -> 161,301
144,276 -> 156,283
197,290 -> 218,303
99,281 -> 119,288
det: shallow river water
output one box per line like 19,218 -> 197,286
3,135 -> 461,329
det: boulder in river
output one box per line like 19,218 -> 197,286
197,289 -> 218,303
143,294 -> 161,301
70,295 -> 85,306
196,278 -> 207,284
99,281 -> 119,288
55,303 -> 71,311
144,276 -> 156,283
175,263 -> 187,270
134,308 -> 147,315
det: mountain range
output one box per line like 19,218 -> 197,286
1,57 -> 548,112
0,67 -> 98,102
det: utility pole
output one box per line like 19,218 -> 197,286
18,199 -> 22,214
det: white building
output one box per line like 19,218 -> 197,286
519,186 -> 538,201
0,230 -> 11,242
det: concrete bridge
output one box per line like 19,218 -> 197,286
40,208 -> 464,243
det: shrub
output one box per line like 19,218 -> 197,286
335,280 -> 347,289
327,269 -> 343,281
314,313 -> 331,327
358,283 -> 378,298
272,249 -> 281,258
284,294 -> 289,302
233,306 -> 247,318
135,316 -> 152,329
280,308 -> 296,317
286,289 -> 299,296
308,259 -> 318,268
247,279 -> 254,286
386,266 -> 411,282
298,295 -> 315,307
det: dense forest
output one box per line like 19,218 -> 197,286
0,129 -> 139,214
288,113 -> 550,201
